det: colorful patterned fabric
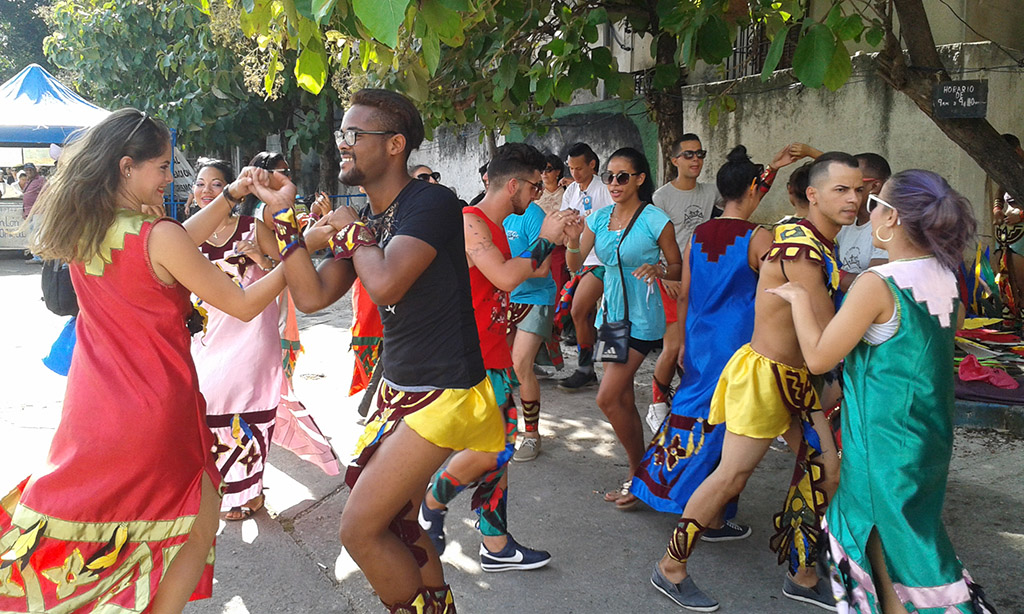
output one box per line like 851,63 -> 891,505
766,220 -> 840,299
0,212 -> 220,613
345,378 -> 505,489
193,217 -> 283,510
826,258 -> 995,613
430,368 -> 517,537
708,344 -> 820,439
631,218 -> 760,514
348,279 -> 383,396
708,343 -> 827,573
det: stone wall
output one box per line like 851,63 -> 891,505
680,42 -> 1024,243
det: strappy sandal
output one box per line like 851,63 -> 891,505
224,493 -> 264,521
602,479 -> 637,507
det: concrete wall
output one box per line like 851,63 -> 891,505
407,125 -> 498,204
680,42 -> 1024,243
409,99 -> 660,201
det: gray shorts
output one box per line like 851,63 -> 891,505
514,303 -> 554,338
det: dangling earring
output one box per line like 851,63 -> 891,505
875,226 -> 894,243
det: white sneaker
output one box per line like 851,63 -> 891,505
646,402 -> 670,432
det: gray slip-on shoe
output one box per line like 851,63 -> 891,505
650,562 -> 720,612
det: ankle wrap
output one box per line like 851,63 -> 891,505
666,517 -> 706,563
522,400 -> 540,432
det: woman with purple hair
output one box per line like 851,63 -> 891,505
769,170 -> 996,614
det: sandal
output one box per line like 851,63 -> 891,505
224,493 -> 264,521
603,479 -> 632,503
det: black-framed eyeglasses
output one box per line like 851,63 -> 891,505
601,171 -> 642,186
124,111 -> 149,147
416,172 -> 441,182
334,128 -> 397,148
673,149 -> 707,160
517,177 -> 543,194
866,193 -> 897,214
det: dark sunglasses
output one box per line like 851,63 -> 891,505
601,171 -> 642,186
416,171 -> 441,182
517,177 -> 543,193
673,149 -> 707,160
270,168 -> 292,177
541,167 -> 557,173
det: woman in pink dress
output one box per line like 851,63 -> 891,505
0,109 -> 291,613
190,158 -> 286,521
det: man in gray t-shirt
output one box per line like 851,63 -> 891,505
652,136 -> 722,254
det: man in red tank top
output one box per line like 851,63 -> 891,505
418,143 -> 578,572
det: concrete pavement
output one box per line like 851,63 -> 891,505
1,251 -> 1021,613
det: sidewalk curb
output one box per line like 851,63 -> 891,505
955,401 -> 1024,436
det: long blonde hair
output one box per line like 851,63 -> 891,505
29,108 -> 171,263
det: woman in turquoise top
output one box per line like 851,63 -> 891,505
566,147 -> 682,509
770,170 -> 996,614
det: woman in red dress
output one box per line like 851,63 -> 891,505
0,109 -> 291,614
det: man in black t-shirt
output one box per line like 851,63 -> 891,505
272,89 -> 505,613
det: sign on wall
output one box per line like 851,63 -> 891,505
932,80 -> 988,119
0,202 -> 28,250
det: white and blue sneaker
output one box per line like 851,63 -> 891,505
479,535 -> 551,572
418,500 -> 447,555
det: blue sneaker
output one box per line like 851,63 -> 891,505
479,535 -> 551,572
417,500 -> 447,555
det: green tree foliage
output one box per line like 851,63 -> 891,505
202,0 -> 889,137
0,0 -> 53,82
42,0 -> 339,155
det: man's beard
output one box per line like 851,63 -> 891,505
339,157 -> 366,186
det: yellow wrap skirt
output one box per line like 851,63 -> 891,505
709,344 -> 820,439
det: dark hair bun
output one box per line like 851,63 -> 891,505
726,145 -> 750,164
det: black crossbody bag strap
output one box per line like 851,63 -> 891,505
602,203 -> 647,327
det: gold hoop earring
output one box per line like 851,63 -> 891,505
875,227 -> 894,243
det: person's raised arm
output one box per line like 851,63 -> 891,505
181,169 -> 256,245
323,198 -> 441,307
148,221 -> 285,321
564,216 -> 593,273
466,211 -> 567,292
261,184 -> 357,314
767,271 -> 891,374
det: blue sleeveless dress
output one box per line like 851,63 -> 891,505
631,218 -> 761,513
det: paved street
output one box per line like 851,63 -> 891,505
1,250 -> 1022,613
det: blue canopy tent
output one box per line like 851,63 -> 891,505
0,64 -> 110,147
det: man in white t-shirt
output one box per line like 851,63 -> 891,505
558,142 -> 613,390
836,152 -> 890,291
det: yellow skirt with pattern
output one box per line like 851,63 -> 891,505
709,344 -> 820,439
345,377 -> 506,487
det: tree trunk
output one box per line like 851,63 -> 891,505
485,129 -> 498,160
645,33 -> 687,184
319,99 -> 339,194
881,0 -> 1024,204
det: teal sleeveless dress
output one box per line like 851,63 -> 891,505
825,257 -> 995,614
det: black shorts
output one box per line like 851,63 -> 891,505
628,337 -> 662,356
